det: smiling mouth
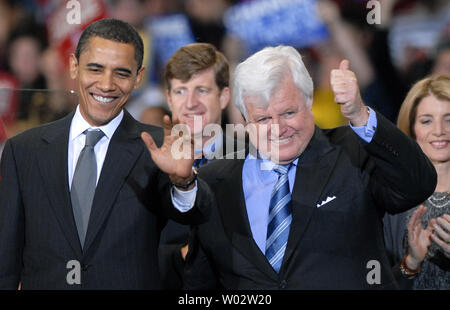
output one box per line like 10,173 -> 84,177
430,141 -> 449,148
184,113 -> 205,118
270,136 -> 291,144
91,93 -> 118,104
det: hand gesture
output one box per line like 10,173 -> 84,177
330,59 -> 368,126
141,115 -> 195,185
405,205 -> 434,270
430,213 -> 450,256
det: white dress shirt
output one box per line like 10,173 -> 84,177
68,105 -> 195,212
170,131 -> 225,211
68,106 -> 122,189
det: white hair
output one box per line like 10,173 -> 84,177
233,45 -> 314,120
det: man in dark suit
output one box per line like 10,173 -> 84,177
158,43 -> 245,288
183,45 -> 437,289
0,18 -> 211,289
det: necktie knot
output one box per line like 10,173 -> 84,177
272,164 -> 291,176
85,129 -> 104,147
193,154 -> 207,169
193,143 -> 215,168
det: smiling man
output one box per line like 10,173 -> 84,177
0,18 -> 212,289
71,36 -> 141,126
164,43 -> 231,154
159,43 -> 246,289
183,45 -> 437,289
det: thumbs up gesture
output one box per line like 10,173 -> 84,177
331,60 -> 368,126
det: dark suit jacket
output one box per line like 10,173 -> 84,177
158,134 -> 246,289
0,110 -> 212,289
184,112 -> 437,290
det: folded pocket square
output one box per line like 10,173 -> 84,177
316,196 -> 336,208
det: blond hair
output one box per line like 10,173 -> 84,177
397,75 -> 450,139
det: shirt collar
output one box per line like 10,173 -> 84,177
70,105 -> 124,141
247,152 -> 298,184
248,152 -> 299,169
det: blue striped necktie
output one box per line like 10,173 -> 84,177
193,143 -> 215,168
193,156 -> 207,169
265,164 -> 292,273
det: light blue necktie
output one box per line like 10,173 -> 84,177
71,129 -> 104,248
265,164 -> 292,273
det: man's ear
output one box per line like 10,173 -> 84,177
134,66 -> 146,90
165,85 -> 174,111
307,97 -> 314,110
219,87 -> 230,110
69,54 -> 78,80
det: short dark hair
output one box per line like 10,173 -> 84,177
75,18 -> 144,71
164,43 -> 229,91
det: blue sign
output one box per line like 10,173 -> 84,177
224,0 -> 328,54
148,14 -> 195,69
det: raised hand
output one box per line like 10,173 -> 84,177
141,115 -> 196,188
405,205 -> 434,270
330,59 -> 368,126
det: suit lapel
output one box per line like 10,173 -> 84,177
37,112 -> 83,257
215,160 -> 278,281
83,111 -> 144,252
282,127 -> 339,269
214,128 -> 340,277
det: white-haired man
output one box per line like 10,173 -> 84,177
182,45 -> 437,289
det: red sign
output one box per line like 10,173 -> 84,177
0,72 -> 20,141
46,0 -> 107,69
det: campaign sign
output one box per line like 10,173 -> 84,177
224,0 -> 328,54
148,14 -> 195,68
46,0 -> 107,68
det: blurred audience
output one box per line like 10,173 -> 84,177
432,39 -> 450,76
6,20 -> 47,120
0,0 -> 449,160
4,16 -> 74,135
108,0 -> 169,126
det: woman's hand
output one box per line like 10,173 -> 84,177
405,205 -> 434,270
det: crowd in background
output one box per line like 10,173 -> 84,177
0,0 -> 449,148
0,0 -> 447,149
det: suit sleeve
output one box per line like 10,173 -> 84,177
157,173 -> 213,225
382,213 -> 415,289
363,112 -> 437,214
143,126 -> 212,225
183,226 -> 219,289
158,243 -> 186,289
0,140 -> 24,289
